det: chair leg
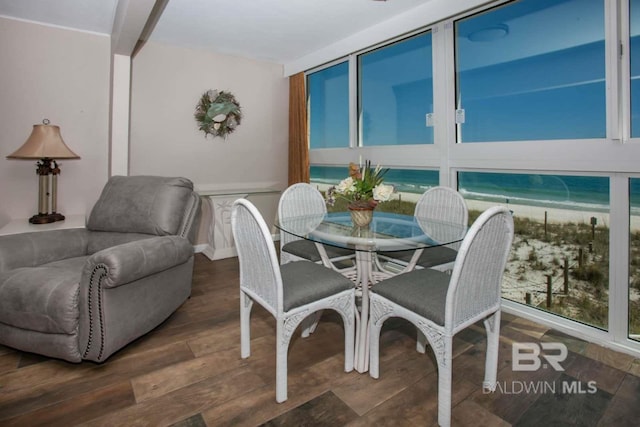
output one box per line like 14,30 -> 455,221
301,310 -> 323,338
368,304 -> 383,379
240,291 -> 253,359
483,310 -> 501,391
339,300 -> 355,373
275,320 -> 289,403
437,336 -> 454,427
416,330 -> 427,354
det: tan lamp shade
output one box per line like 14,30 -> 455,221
7,123 -> 80,160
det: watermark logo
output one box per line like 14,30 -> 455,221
512,342 -> 567,371
482,342 -> 597,395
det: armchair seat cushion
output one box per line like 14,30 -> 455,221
0,256 -> 87,334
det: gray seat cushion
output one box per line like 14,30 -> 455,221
0,256 -> 88,334
379,246 -> 457,268
282,240 -> 355,263
371,268 -> 451,326
280,261 -> 354,311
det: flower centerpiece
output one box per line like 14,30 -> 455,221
326,160 -> 395,227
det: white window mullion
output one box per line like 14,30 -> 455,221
349,55 -> 359,149
606,0 -> 625,143
609,174 -> 633,345
435,21 -> 457,188
620,0 -> 632,142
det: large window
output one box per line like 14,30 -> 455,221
358,31 -> 433,146
305,0 -> 640,356
459,171 -> 610,329
308,62 -> 349,149
455,0 -> 606,142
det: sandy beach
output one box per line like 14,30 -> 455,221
389,189 -> 639,231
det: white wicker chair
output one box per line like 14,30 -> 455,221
278,183 -> 357,337
376,186 -> 468,274
368,206 -> 514,427
231,199 -> 356,403
278,182 -> 356,267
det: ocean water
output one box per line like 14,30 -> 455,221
311,166 -> 640,215
310,166 -> 439,195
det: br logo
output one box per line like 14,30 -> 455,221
512,342 -> 568,371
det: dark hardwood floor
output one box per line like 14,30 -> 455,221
1,253 -> 639,426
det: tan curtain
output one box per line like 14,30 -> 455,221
288,72 -> 309,185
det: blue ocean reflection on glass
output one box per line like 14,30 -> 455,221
308,62 -> 349,149
359,31 -> 433,146
455,0 -> 605,142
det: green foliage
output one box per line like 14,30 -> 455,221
572,264 -> 606,288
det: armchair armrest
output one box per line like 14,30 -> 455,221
79,235 -> 194,362
0,229 -> 89,272
83,235 -> 194,288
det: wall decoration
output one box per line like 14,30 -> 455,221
194,90 -> 242,139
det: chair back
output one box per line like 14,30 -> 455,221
277,183 -> 327,249
445,206 -> 514,333
232,198 -> 283,315
415,186 -> 468,251
87,175 -> 201,242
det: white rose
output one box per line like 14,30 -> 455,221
336,177 -> 355,194
373,184 -> 394,202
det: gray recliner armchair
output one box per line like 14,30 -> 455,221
0,175 -> 201,362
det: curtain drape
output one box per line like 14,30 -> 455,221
288,72 -> 309,185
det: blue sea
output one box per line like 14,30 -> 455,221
311,166 -> 640,215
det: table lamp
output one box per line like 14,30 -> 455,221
6,119 -> 80,224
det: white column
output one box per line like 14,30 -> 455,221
111,54 -> 131,177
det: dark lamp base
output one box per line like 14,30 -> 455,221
29,213 -> 65,224
49,212 -> 66,222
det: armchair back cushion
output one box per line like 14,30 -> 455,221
87,176 -> 194,236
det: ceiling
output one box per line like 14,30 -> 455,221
0,0 -> 429,63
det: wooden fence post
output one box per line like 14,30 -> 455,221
564,258 -> 569,294
578,248 -> 583,268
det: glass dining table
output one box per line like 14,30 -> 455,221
275,211 -> 468,373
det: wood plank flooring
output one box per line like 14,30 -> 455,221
1,253 -> 639,426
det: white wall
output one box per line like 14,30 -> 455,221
130,41 -> 289,190
130,41 -> 288,243
0,18 -> 111,225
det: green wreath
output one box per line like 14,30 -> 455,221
194,90 -> 242,139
